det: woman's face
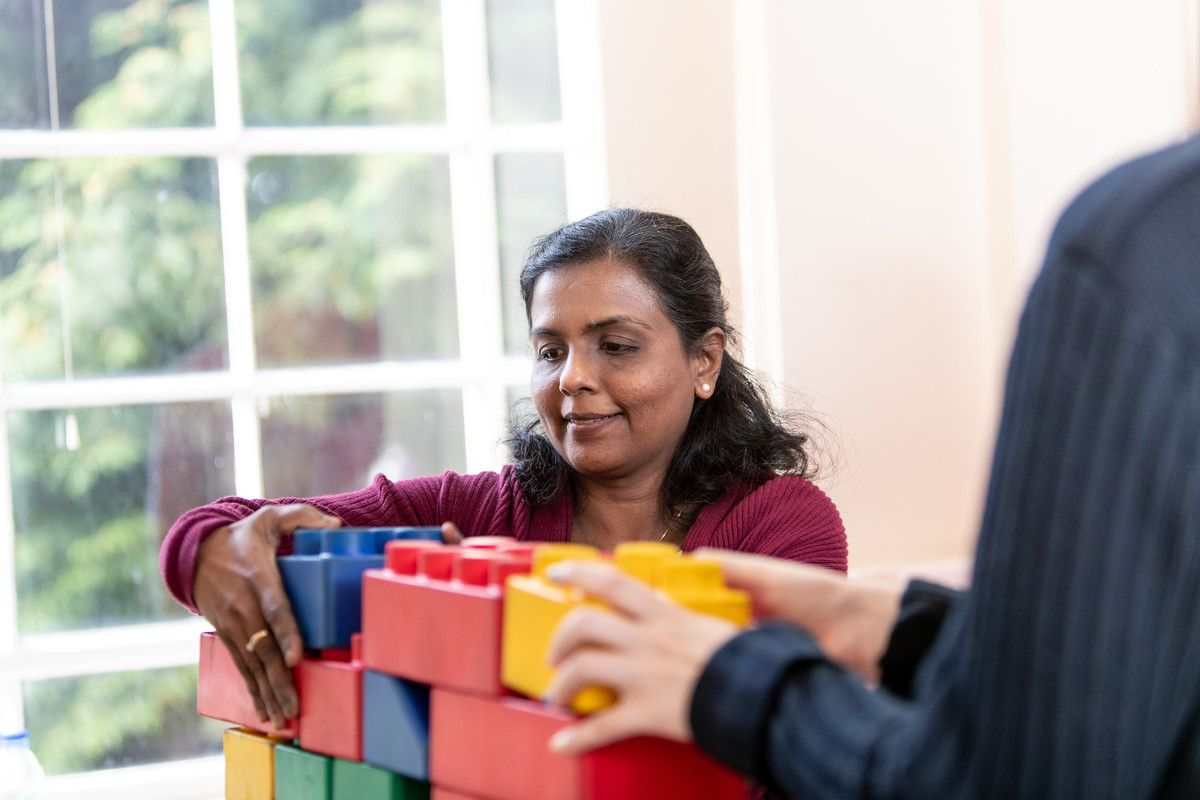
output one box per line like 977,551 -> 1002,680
528,257 -> 704,489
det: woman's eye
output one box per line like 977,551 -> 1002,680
601,341 -> 634,353
538,347 -> 562,361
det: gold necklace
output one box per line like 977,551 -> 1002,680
658,509 -> 684,542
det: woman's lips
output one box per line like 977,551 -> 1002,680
566,413 -> 620,431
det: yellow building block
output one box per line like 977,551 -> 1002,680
611,540 -> 681,584
224,726 -> 292,800
501,542 -> 750,714
501,544 -> 612,713
661,558 -> 751,625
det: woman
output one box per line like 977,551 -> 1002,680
159,207 -> 847,730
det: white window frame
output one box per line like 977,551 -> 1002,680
0,0 -> 606,797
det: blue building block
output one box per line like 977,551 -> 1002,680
362,669 -> 430,780
278,527 -> 441,650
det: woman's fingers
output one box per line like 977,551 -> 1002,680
254,557 -> 303,671
441,521 -> 465,544
194,504 -> 341,726
243,625 -> 293,726
217,629 -> 270,724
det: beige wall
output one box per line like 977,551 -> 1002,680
595,0 -> 745,312
597,0 -> 1197,576
762,1 -> 997,572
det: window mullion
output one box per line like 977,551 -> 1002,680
3,618 -> 214,683
441,0 -> 509,473
210,0 -> 263,499
555,0 -> 609,219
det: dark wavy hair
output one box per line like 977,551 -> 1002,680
506,207 -> 817,515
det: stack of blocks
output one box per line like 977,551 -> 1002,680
199,527 -> 751,799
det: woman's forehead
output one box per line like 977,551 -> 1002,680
529,258 -> 664,326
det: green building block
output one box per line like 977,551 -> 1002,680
275,743 -> 332,800
332,758 -> 431,800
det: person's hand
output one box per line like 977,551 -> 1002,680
541,560 -> 740,755
695,548 -> 903,682
440,521 -> 464,543
193,504 -> 340,729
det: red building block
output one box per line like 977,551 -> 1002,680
429,688 -> 745,800
361,540 -> 533,696
198,631 -> 298,738
296,636 -> 364,762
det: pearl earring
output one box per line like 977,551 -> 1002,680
702,383 -> 711,392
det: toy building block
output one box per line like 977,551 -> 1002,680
278,527 -> 442,650
224,726 -> 293,800
198,631 -> 298,738
296,635 -> 364,762
502,542 -> 752,712
362,669 -> 431,780
500,543 -> 609,712
429,687 -> 745,800
332,758 -> 431,800
659,556 -> 752,624
361,538 -> 534,696
275,742 -> 332,800
503,542 -> 695,713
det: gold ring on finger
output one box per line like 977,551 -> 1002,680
245,628 -> 271,653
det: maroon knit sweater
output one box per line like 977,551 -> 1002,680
160,464 -> 847,613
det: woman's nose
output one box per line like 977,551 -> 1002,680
559,350 -> 596,394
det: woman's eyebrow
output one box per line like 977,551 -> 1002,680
586,315 -> 652,331
531,315 -> 651,338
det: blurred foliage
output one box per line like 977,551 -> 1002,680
0,0 -> 50,128
9,406 -> 178,633
24,667 -> 227,774
246,153 -> 457,366
0,156 -> 226,380
237,0 -> 444,125
74,0 -> 216,128
0,0 -> 452,776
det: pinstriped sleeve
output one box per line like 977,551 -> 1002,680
687,135 -> 1200,798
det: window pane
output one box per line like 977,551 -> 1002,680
247,154 -> 457,367
55,0 -> 214,129
485,0 -> 561,123
24,666 -> 225,775
10,402 -> 235,634
261,390 -> 466,498
0,0 -> 50,129
494,151 -> 566,353
237,0 -> 445,126
0,157 -> 227,380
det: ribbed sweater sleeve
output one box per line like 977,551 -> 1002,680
159,468 -> 529,612
689,134 -> 1200,798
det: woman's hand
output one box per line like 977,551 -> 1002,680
695,548 -> 903,682
541,561 -> 739,755
440,521 -> 465,543
192,504 -> 340,729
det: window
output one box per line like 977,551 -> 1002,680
0,0 -> 605,796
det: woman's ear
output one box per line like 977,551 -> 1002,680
695,327 -> 725,398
